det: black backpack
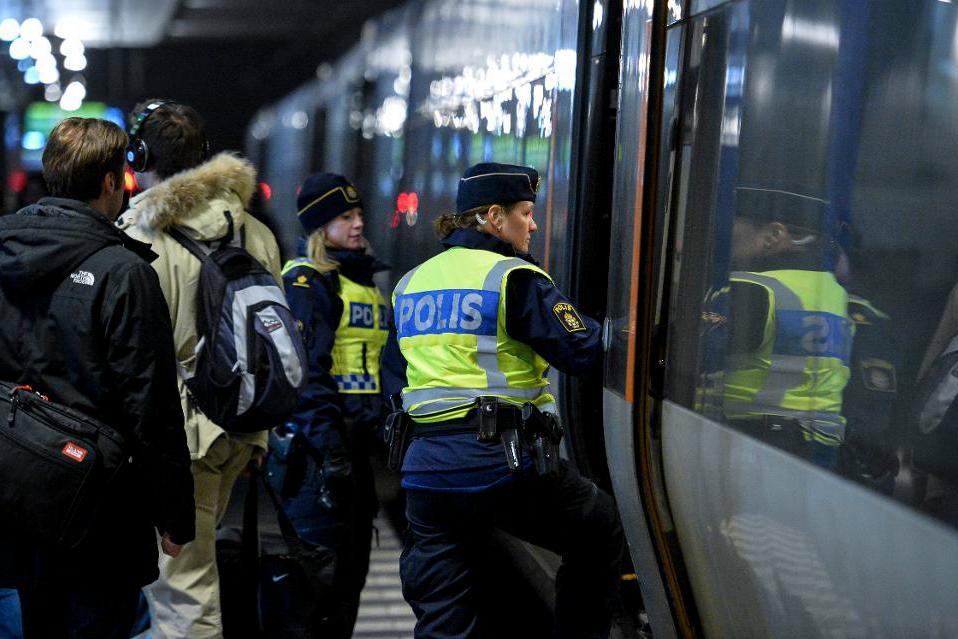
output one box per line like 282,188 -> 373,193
168,215 -> 307,432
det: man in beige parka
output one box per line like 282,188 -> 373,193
118,100 -> 283,639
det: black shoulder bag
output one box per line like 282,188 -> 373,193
0,382 -> 127,549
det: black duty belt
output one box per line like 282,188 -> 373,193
385,397 -> 563,477
410,402 -> 526,439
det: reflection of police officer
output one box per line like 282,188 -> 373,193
724,186 -> 853,468
834,248 -> 900,490
279,173 -> 388,637
385,163 -> 624,638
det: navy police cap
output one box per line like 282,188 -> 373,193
297,173 -> 364,235
735,184 -> 831,234
456,162 -> 541,213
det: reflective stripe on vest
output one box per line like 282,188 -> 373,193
393,248 -> 555,422
723,270 -> 852,444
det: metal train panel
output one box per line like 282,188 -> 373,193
663,401 -> 958,638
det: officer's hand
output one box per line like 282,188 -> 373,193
161,533 -> 184,558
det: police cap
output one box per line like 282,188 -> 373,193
297,173 -> 364,235
456,162 -> 541,213
735,184 -> 831,234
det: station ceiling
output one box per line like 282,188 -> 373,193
0,0 -> 395,46
0,0 -> 406,150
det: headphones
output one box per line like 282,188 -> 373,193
126,100 -> 212,173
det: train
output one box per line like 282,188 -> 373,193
247,0 -> 958,637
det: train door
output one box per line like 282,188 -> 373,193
603,0 -> 697,636
630,1 -> 958,637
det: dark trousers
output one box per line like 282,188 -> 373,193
399,462 -> 624,639
285,448 -> 376,638
14,577 -> 139,639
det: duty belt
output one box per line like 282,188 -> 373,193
384,396 -> 563,476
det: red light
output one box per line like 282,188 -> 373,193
8,170 -> 26,193
408,192 -> 419,211
396,192 -> 409,213
123,169 -> 138,192
259,182 -> 272,200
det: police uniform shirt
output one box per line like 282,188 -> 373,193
384,227 -> 601,491
284,241 -> 389,451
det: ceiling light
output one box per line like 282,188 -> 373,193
38,66 -> 58,84
60,38 -> 84,57
64,54 -> 86,71
29,36 -> 51,58
9,37 -> 29,60
44,83 -> 62,102
0,19 -> 19,42
20,18 -> 43,41
64,80 -> 86,100
60,94 -> 82,112
24,67 -> 40,84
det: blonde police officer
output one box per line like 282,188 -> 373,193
385,163 -> 624,638
280,173 -> 388,637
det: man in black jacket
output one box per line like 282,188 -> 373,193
0,117 -> 195,638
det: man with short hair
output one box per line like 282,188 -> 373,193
119,100 -> 283,638
0,117 -> 195,637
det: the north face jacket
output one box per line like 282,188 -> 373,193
119,152 -> 283,458
0,197 -> 195,587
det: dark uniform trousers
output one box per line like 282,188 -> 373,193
285,395 -> 380,638
400,461 -> 624,639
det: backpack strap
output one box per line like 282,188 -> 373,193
166,212 -> 245,259
167,226 -> 212,261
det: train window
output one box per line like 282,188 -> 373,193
660,1 -> 958,525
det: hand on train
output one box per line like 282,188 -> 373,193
161,533 -> 184,558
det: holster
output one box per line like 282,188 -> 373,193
523,404 -> 563,478
384,410 -> 412,471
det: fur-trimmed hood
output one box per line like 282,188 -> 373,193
123,152 -> 257,240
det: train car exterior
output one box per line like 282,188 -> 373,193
250,0 -> 958,636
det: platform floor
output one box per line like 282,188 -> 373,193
353,517 -> 416,638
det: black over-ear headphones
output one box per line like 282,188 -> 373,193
126,101 -> 212,173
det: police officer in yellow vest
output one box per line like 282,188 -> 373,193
279,173 -> 388,637
725,185 -> 853,469
385,163 -> 624,638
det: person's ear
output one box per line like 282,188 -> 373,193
763,222 -> 788,248
102,171 -> 119,196
487,204 -> 505,231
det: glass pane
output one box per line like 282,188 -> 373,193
662,0 -> 958,525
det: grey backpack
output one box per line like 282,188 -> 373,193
168,216 -> 307,432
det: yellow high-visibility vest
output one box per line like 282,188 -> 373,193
724,269 -> 852,445
393,247 -> 555,423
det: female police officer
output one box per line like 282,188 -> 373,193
385,162 -> 624,638
280,173 -> 388,637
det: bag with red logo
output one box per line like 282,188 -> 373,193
0,382 -> 127,549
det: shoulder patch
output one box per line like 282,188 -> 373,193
860,357 -> 897,393
292,274 -> 311,288
553,302 -> 586,333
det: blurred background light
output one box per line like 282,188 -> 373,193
9,37 -> 30,60
60,38 -> 84,57
19,18 -> 43,41
44,82 -> 62,102
63,53 -> 86,71
28,36 -> 51,59
0,18 -> 20,42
